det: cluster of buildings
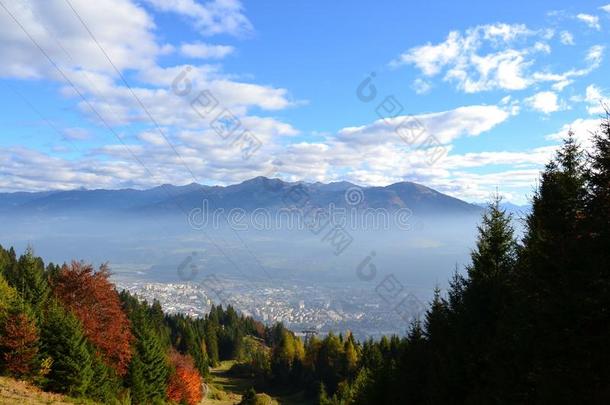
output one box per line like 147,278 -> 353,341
117,276 -> 423,339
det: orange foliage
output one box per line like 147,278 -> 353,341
52,261 -> 133,376
0,312 -> 39,376
166,350 -> 203,405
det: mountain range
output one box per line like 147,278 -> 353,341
0,177 -> 483,216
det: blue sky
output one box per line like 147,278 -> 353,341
1,0 -> 609,203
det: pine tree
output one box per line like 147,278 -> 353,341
512,133 -> 589,401
350,367 -> 374,405
127,352 -> 147,404
587,113 -> 610,258
316,381 -> 332,405
128,326 -> 170,404
86,349 -> 121,403
432,195 -> 519,403
423,286 -> 452,403
468,195 -> 518,281
40,302 -> 93,396
343,334 -> 358,379
204,322 -> 219,366
4,247 -> 50,314
0,245 -> 16,279
582,113 -> 610,399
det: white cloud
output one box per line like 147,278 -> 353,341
412,78 -> 432,94
180,42 -> 235,59
142,0 -> 252,36
0,0 -> 302,193
546,117 -> 603,149
601,4 -> 610,13
391,24 -> 539,93
586,45 -> 604,64
443,146 -> 555,169
525,91 -> 560,114
532,44 -> 604,91
394,22 -> 603,94
576,13 -> 601,30
0,1 -> 294,130
559,31 -> 574,45
0,146 -> 152,192
337,104 -> 510,145
584,84 -> 610,114
0,0 -> 162,79
1,3 -> 605,205
391,30 -> 462,76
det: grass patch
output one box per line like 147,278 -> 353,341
0,376 -> 99,405
203,361 -> 313,405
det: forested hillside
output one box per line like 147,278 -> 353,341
1,116 -> 609,404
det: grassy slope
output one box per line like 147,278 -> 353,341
0,363 -> 311,405
203,361 -> 311,405
0,376 -> 97,405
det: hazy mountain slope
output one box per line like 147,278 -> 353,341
0,177 -> 482,216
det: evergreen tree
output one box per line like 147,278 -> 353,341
87,349 -> 121,403
468,195 -> 518,281
40,302 -> 93,396
342,333 -> 358,379
587,113 -> 610,261
463,195 -> 518,401
316,382 -> 332,405
0,245 -> 16,279
582,113 -> 610,399
423,286 -> 452,403
4,247 -> 50,314
512,133 -> 589,401
204,322 -> 220,366
128,325 -> 170,404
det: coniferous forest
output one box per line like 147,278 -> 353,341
1,116 -> 610,404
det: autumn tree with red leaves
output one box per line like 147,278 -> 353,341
167,350 -> 203,405
51,262 -> 133,376
0,310 -> 39,377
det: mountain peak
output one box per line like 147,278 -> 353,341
0,176 -> 484,215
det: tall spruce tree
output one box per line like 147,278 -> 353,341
204,322 -> 219,366
513,133 -> 589,402
587,114 -> 610,261
40,302 -> 93,397
128,325 -> 169,404
0,245 -> 16,279
86,349 -> 121,403
583,114 -> 610,400
4,247 -> 50,314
